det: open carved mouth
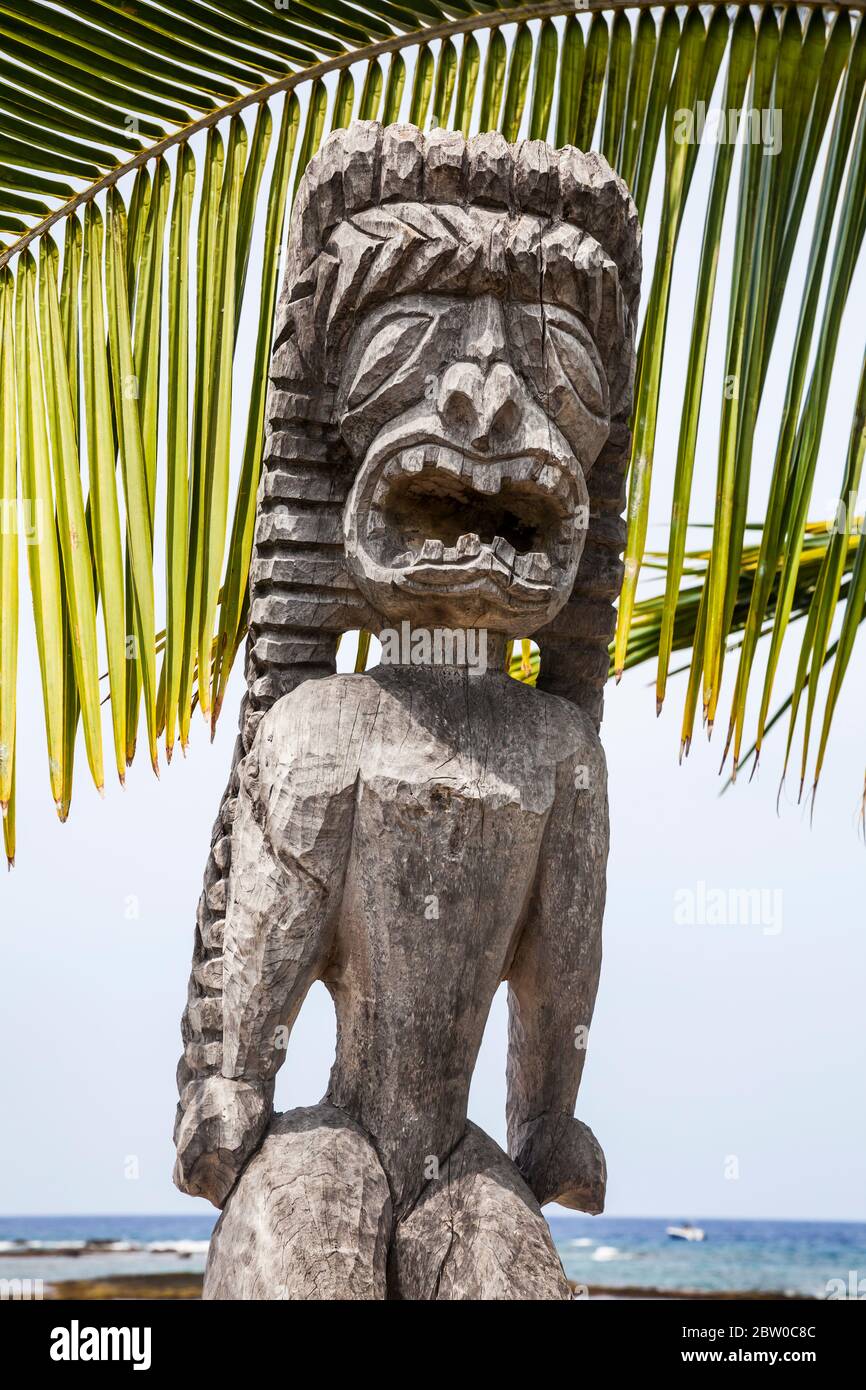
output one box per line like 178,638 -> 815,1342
364,443 -> 580,602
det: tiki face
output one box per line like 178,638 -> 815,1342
338,208 -> 614,635
257,126 -> 640,668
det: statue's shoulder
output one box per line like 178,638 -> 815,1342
252,672 -> 386,762
262,670 -> 380,720
512,680 -> 605,780
237,675 -> 379,830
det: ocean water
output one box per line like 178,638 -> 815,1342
1,1214 -> 864,1297
0,1215 -> 214,1285
548,1216 -> 866,1298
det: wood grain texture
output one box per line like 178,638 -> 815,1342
204,1105 -> 392,1300
391,1122 -> 572,1301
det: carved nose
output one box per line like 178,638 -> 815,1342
438,361 -> 522,452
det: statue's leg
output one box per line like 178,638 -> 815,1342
203,1104 -> 392,1300
390,1123 -> 571,1301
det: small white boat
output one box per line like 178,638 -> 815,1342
666,1223 -> 706,1242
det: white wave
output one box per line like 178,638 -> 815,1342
591,1245 -> 631,1262
0,1237 -> 212,1256
146,1240 -> 210,1255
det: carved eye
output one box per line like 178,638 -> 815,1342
544,316 -> 608,418
510,305 -> 607,410
346,313 -> 433,409
506,303 -> 610,465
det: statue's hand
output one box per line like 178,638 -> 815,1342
173,1076 -> 272,1209
510,1114 -> 606,1214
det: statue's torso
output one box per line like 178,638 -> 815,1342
251,666 -> 597,1211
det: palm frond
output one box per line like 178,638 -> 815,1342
507,513 -> 866,797
1,2 -> 866,862
628,514 -> 866,790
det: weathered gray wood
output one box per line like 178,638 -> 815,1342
204,1106 -> 392,1300
392,1122 -> 572,1301
173,1076 -> 271,1210
174,123 -> 640,1301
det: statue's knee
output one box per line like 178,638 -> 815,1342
204,1104 -> 391,1300
391,1124 -> 571,1301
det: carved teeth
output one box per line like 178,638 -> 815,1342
402,448 -> 425,474
515,551 -> 552,582
554,472 -> 573,506
401,534 -> 555,577
505,457 -> 538,488
436,450 -> 463,478
471,462 -> 503,495
491,536 -> 516,569
378,451 -> 572,517
456,532 -> 481,557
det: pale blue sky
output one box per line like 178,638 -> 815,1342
2,22 -> 865,1220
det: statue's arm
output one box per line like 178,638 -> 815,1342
505,726 -> 609,1212
174,693 -> 356,1207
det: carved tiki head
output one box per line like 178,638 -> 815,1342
243,124 -> 640,746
